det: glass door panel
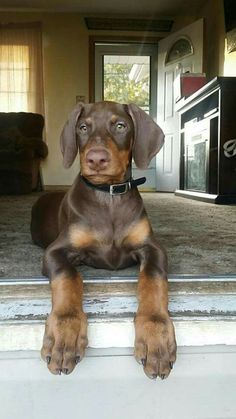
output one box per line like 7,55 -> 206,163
184,119 -> 209,192
103,55 -> 150,113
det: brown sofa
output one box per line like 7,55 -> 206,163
0,112 -> 48,194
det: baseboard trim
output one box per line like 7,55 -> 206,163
175,190 -> 236,204
175,190 -> 218,203
44,185 -> 70,191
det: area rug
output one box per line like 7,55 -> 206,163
0,192 -> 235,278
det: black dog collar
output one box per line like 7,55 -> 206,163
80,174 -> 146,195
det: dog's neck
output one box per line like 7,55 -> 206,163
124,163 -> 132,182
79,173 -> 146,196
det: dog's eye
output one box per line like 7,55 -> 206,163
116,122 -> 126,132
79,123 -> 88,133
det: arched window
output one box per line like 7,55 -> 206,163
165,37 -> 193,64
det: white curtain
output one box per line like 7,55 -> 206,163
0,22 -> 44,115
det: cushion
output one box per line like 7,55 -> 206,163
0,126 -> 48,158
0,126 -> 22,151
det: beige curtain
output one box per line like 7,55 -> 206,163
0,22 -> 44,114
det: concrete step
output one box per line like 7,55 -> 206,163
0,347 -> 236,419
0,275 -> 236,350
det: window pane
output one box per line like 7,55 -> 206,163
0,92 -> 28,112
103,55 -> 150,112
165,38 -> 193,64
0,45 -> 29,112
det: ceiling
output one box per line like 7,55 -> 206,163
0,0 -> 207,16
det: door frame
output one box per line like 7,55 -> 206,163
89,36 -> 162,190
89,36 -> 161,105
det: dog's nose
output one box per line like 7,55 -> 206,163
86,148 -> 110,171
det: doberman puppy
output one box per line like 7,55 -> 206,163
31,101 -> 176,379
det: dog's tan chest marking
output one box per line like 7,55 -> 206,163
123,218 -> 151,247
69,224 -> 113,249
69,217 -> 151,252
69,225 -> 98,249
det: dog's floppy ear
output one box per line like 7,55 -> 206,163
126,103 -> 164,169
60,103 -> 83,168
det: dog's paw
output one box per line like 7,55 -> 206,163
41,311 -> 88,375
134,313 -> 176,380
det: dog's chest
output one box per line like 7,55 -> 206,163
67,215 -> 150,270
68,219 -> 128,253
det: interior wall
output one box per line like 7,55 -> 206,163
0,12 -> 89,186
0,10 -> 224,186
198,0 -> 225,80
224,40 -> 236,75
43,14 -> 89,186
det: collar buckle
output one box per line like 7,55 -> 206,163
109,181 -> 131,196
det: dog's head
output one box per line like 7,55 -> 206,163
60,101 -> 164,184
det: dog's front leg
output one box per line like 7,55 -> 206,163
134,240 -> 176,379
41,238 -> 88,375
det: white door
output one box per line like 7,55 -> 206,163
156,18 -> 204,191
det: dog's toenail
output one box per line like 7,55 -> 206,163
46,356 -> 51,365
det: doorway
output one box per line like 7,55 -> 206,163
93,41 -> 158,190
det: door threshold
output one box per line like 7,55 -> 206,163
1,273 -> 236,284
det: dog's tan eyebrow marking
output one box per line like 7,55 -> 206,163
111,114 -> 118,123
85,117 -> 92,124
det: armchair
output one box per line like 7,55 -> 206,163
0,112 -> 48,194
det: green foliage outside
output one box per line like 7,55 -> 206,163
104,63 -> 149,107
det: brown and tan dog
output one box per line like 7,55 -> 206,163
31,101 -> 176,379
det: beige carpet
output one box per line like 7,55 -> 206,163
0,192 -> 235,278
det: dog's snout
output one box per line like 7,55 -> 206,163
86,148 -> 110,171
